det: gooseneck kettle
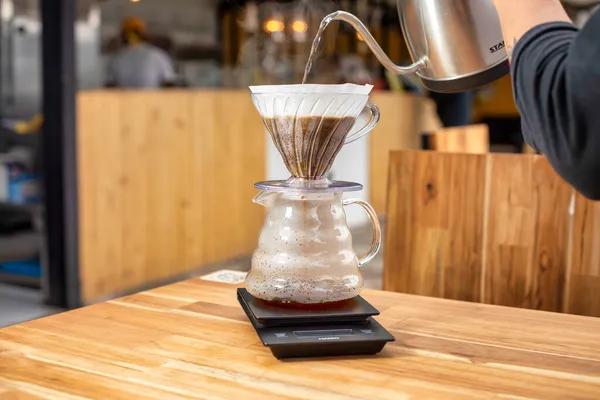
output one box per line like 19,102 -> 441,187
323,0 -> 509,93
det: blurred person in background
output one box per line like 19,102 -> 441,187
105,17 -> 177,89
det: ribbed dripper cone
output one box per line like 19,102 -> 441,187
262,113 -> 358,179
250,84 -> 373,179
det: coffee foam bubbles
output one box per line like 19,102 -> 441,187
249,84 -> 373,119
245,273 -> 362,304
246,250 -> 363,303
246,221 -> 365,303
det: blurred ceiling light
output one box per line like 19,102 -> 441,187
291,20 -> 308,33
130,0 -> 141,3
356,32 -> 365,41
264,19 -> 285,33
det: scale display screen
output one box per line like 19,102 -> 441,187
294,329 -> 354,338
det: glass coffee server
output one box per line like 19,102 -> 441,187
246,83 -> 382,308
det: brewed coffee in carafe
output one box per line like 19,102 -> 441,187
247,84 -> 382,308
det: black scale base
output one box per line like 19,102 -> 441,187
237,288 -> 395,359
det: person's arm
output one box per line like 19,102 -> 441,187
492,0 -> 572,60
493,1 -> 600,199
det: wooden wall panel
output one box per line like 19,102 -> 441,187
428,124 -> 489,154
78,92 -> 124,300
484,155 -> 572,312
78,91 -> 266,304
384,151 -> 485,302
528,158 -> 573,311
385,151 -> 578,314
568,193 -> 600,317
369,93 -> 441,214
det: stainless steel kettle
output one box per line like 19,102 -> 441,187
323,0 -> 509,93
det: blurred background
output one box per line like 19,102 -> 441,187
0,0 -> 597,327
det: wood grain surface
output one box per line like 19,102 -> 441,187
384,151 -> 588,315
428,124 -> 489,154
369,93 -> 441,214
384,151 -> 485,302
568,192 -> 600,317
484,154 -> 572,311
78,91 -> 266,304
1,280 -> 600,399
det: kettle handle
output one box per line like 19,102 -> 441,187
323,11 -> 427,75
342,198 -> 382,267
345,102 -> 380,145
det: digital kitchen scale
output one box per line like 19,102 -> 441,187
237,288 -> 395,359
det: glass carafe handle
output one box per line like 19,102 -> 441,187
345,102 -> 381,145
342,198 -> 382,267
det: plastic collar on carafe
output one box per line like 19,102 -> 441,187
281,191 -> 336,201
287,177 -> 331,188
254,177 -> 363,193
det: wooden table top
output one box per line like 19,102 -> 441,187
1,279 -> 600,400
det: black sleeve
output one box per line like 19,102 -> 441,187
511,10 -> 600,200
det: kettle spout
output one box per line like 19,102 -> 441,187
252,191 -> 274,207
319,11 -> 426,75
